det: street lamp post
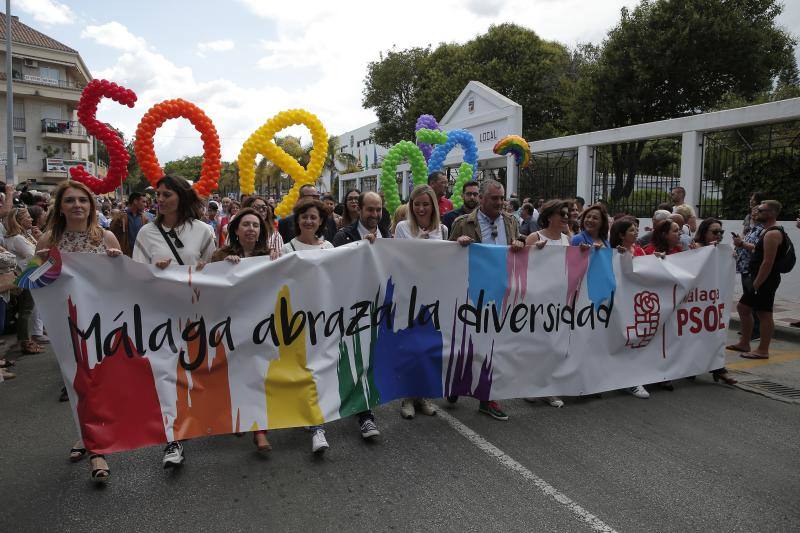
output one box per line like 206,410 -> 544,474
5,0 -> 14,185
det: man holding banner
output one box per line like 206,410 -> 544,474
449,179 -> 525,420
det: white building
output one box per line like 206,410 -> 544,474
0,13 -> 96,189
335,81 -> 523,201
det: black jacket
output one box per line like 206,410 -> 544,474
279,214 -> 338,243
442,206 -> 468,231
332,220 -> 391,247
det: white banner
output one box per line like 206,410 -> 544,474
33,241 -> 734,453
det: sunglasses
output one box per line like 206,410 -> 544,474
711,229 -> 724,235
490,222 -> 498,239
559,210 -> 569,217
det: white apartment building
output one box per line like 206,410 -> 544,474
0,13 -> 96,189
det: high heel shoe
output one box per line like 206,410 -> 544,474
89,454 -> 110,483
713,371 -> 738,385
253,431 -> 271,452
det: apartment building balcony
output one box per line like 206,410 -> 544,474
41,118 -> 88,143
13,116 -> 25,131
42,157 -> 99,178
0,70 -> 84,90
0,72 -> 84,102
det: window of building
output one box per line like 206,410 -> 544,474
39,66 -> 59,82
13,137 -> 27,160
13,100 -> 25,132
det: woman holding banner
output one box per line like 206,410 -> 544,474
643,220 -> 683,257
643,219 -> 684,391
210,207 -> 282,454
132,175 -> 216,469
524,199 -> 570,408
393,185 -> 444,419
570,204 -> 611,250
35,180 -> 123,483
692,218 -> 737,386
280,198 -> 333,454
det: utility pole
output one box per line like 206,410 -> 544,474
5,0 -> 14,185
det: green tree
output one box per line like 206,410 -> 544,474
362,25 -> 574,146
362,47 -> 431,146
164,155 -> 204,182
569,0 -> 798,199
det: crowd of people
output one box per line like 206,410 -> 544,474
0,174 -> 792,484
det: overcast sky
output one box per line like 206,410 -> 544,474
11,0 -> 800,162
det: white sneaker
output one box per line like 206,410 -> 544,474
414,398 -> 437,416
627,385 -> 650,399
400,398 -> 415,419
311,429 -> 329,454
162,441 -> 184,468
546,396 -> 564,408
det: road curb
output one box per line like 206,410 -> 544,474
728,317 -> 800,342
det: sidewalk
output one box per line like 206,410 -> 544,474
730,284 -> 800,341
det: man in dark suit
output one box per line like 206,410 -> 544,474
278,185 -> 337,242
333,191 -> 391,246
442,180 -> 480,231
332,191 -> 390,439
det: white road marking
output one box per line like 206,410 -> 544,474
438,409 -> 619,533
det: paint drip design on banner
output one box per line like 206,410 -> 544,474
337,277 -> 444,415
450,244 -> 529,400
265,285 -> 324,428
565,247 -> 616,307
67,298 -> 167,453
173,318 -> 234,440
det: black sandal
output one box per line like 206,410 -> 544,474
69,446 -> 87,462
90,454 -> 110,483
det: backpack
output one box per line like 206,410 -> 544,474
772,227 -> 796,274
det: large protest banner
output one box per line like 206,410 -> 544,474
33,241 -> 734,454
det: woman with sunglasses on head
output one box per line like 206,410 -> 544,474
35,181 -> 123,483
242,195 -> 283,259
132,175 -> 216,469
393,185 -> 446,419
690,218 -> 737,386
523,199 -> 569,408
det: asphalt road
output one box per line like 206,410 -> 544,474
1,332 -> 798,533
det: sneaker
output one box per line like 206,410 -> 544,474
400,398 -> 415,419
311,429 -> 329,454
479,401 -> 509,421
415,398 -> 437,416
446,395 -> 458,404
162,441 -> 184,468
627,385 -> 650,399
360,418 -> 380,439
546,396 -> 564,408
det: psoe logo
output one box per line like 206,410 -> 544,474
626,291 -> 660,348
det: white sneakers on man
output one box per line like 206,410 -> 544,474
627,385 -> 650,399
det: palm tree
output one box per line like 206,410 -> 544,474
323,135 -> 357,193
